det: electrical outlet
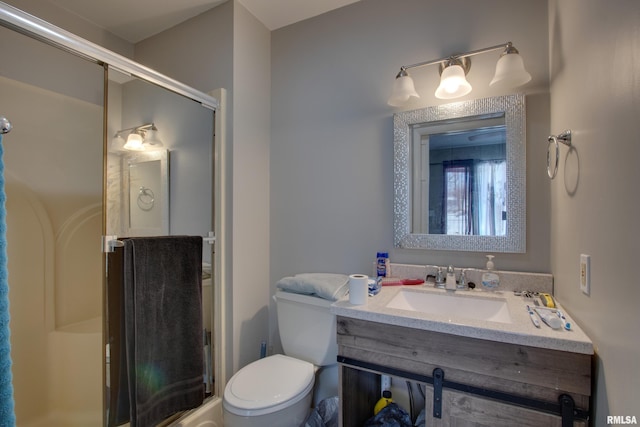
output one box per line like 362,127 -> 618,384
580,254 -> 590,295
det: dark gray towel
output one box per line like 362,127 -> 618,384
123,236 -> 204,427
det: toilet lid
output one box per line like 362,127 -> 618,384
223,354 -> 315,416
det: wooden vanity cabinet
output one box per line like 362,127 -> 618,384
337,316 -> 591,427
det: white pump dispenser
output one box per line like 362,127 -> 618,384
481,255 -> 500,291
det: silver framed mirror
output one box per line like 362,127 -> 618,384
122,149 -> 169,236
394,94 -> 526,252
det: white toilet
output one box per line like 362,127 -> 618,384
223,290 -> 339,427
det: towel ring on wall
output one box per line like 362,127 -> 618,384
547,130 -> 572,179
137,186 -> 155,211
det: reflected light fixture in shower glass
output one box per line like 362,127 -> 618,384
123,132 -> 144,151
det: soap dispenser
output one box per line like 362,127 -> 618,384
481,255 -> 500,291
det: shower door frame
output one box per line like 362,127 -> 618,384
0,2 -> 226,425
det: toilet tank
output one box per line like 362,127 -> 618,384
274,291 -> 338,366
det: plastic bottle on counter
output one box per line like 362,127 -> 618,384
376,252 -> 390,278
373,390 -> 393,415
481,255 -> 500,291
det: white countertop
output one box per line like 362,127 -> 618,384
331,285 -> 593,355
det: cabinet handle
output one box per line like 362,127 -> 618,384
433,368 -> 444,419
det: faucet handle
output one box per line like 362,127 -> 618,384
457,269 -> 468,290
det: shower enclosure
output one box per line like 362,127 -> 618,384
0,3 -> 223,426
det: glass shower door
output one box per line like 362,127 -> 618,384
105,67 -> 215,427
0,24 -> 105,427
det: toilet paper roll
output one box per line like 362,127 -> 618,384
348,274 -> 369,305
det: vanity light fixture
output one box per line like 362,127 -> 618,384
112,123 -> 163,152
388,42 -> 531,106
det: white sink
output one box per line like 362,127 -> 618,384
385,289 -> 512,324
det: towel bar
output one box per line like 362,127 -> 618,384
203,231 -> 216,245
102,234 -> 215,252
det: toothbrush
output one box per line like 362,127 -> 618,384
526,305 -> 540,328
557,310 -> 571,331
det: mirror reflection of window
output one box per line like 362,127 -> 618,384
419,124 -> 507,236
421,123 -> 507,236
441,159 -> 506,236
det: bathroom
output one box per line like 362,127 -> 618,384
0,0 -> 638,426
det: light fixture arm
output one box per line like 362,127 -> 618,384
399,42 -> 515,73
113,122 -> 157,138
388,41 -> 529,105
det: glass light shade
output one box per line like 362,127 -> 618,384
490,53 -> 532,88
144,129 -> 163,147
388,75 -> 420,107
435,64 -> 472,99
110,135 -> 125,152
123,133 -> 145,151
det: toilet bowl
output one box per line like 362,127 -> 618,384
223,354 -> 315,427
223,291 -> 339,427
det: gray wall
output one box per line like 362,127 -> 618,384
549,0 -> 640,423
270,0 -> 550,293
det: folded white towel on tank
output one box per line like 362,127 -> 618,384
276,273 -> 349,301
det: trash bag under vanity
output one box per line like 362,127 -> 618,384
363,402 -> 413,427
304,396 -> 339,427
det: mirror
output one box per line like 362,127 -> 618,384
122,149 -> 169,236
394,94 -> 526,252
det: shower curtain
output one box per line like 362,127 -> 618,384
0,134 -> 16,426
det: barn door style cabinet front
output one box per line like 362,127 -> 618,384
337,317 -> 591,427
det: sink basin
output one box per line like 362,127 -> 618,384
386,290 -> 512,324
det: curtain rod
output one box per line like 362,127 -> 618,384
0,1 -> 218,111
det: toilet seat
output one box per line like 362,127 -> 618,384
223,354 -> 315,417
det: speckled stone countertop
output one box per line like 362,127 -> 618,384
331,285 -> 593,355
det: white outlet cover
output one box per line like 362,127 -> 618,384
580,254 -> 590,295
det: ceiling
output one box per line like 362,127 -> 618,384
47,0 -> 361,43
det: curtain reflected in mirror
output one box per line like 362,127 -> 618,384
419,125 -> 507,236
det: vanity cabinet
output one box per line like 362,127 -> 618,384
337,316 -> 591,427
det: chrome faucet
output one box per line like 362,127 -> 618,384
445,265 -> 457,290
435,267 -> 445,289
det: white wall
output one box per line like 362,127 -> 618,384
135,0 -> 272,374
549,0 -> 640,423
3,0 -> 133,58
231,2 -> 271,370
270,0 -> 551,350
133,2 -> 238,378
